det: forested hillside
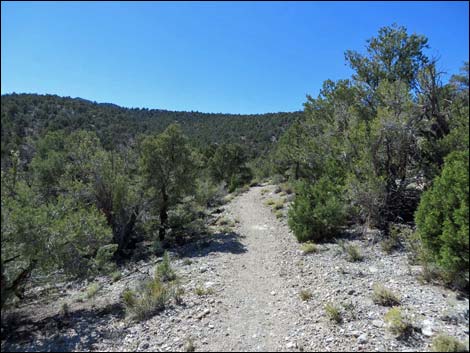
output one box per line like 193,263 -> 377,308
1,93 -> 301,163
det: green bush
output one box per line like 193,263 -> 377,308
122,271 -> 172,321
415,151 -> 469,288
431,334 -> 468,352
156,252 -> 176,282
384,307 -> 413,337
325,302 -> 342,323
372,284 -> 401,306
288,178 -> 347,242
301,242 -> 318,255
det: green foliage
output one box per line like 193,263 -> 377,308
122,258 -> 176,321
111,271 -> 122,283
341,242 -> 364,262
384,307 -> 413,337
1,93 -> 300,162
431,334 -> 468,352
122,273 -> 171,321
209,143 -> 252,192
156,252 -> 176,282
140,124 -> 197,241
288,178 -> 348,242
86,282 -> 101,299
301,242 -> 318,255
415,151 -> 469,288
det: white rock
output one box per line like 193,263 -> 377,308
422,319 -> 435,337
286,342 -> 296,349
357,333 -> 368,344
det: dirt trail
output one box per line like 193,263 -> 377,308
203,185 -> 300,352
3,184 -> 468,352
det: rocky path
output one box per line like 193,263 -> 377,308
202,186 -> 301,351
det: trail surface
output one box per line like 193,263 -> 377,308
202,185 -> 300,351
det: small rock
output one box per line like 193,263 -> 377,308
357,333 -> 368,344
140,343 -> 150,350
286,342 -> 296,349
372,319 -> 383,328
422,319 -> 435,337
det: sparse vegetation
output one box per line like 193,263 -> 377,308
195,285 -> 215,296
111,271 -> 122,282
384,307 -> 413,337
299,289 -> 313,301
431,334 -> 468,352
265,198 -> 276,206
381,224 -> 405,254
156,252 -> 177,282
122,273 -> 171,321
372,284 -> 401,306
325,302 -> 342,323
301,242 -> 318,255
342,242 -> 364,262
272,199 -> 285,211
86,282 -> 101,299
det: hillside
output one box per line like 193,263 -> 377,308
1,93 -> 302,157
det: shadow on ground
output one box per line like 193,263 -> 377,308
178,231 -> 247,258
1,302 -> 125,352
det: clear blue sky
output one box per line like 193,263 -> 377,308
2,1 -> 468,114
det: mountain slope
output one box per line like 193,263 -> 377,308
1,93 -> 302,156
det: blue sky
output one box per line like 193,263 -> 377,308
1,1 -> 468,114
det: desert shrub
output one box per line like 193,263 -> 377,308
122,271 -> 172,321
382,224 -> 410,254
265,198 -> 276,206
111,271 -> 122,282
172,286 -> 185,305
275,210 -> 283,219
156,251 -> 176,282
272,199 -> 284,210
384,307 -> 413,337
301,242 -> 318,255
325,302 -> 342,323
271,174 -> 285,185
299,289 -> 313,301
280,182 -> 294,194
195,285 -> 215,296
339,241 -> 364,262
372,284 -> 401,306
86,282 -> 101,299
288,178 -> 347,242
415,151 -> 469,288
431,334 -> 468,352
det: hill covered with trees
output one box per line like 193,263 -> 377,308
1,93 -> 302,164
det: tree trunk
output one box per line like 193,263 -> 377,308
295,162 -> 300,180
159,188 -> 169,241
